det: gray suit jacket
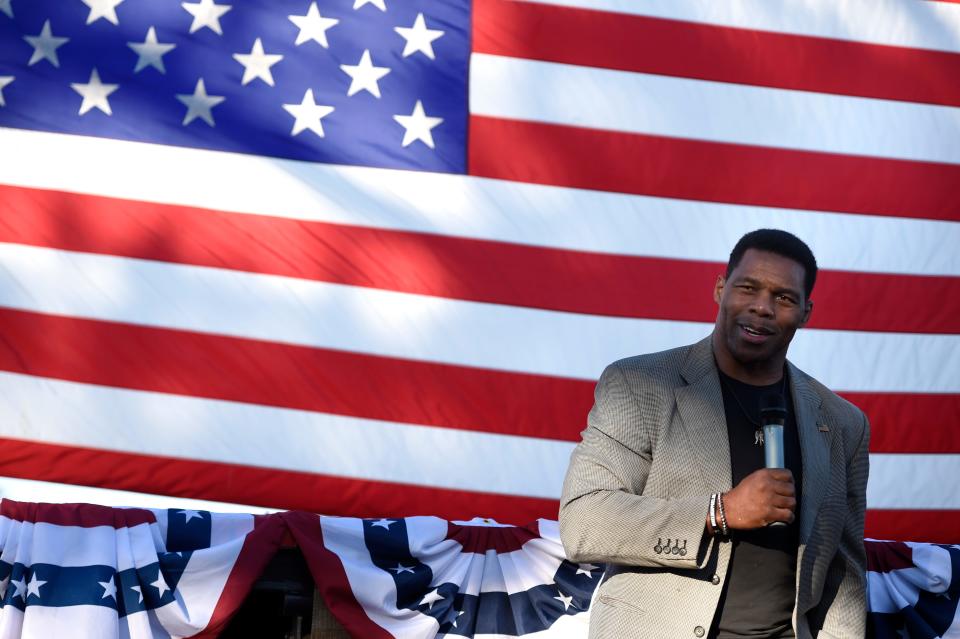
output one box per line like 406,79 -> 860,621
559,337 -> 869,639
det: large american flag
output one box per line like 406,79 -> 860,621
0,0 -> 957,543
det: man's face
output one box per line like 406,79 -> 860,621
713,249 -> 812,371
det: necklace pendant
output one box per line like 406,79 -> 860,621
754,429 -> 764,446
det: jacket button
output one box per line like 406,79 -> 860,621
711,574 -> 720,585
694,626 -> 705,637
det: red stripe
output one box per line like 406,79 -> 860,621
474,0 -> 960,108
865,540 -> 914,572
0,499 -> 156,528
468,116 -> 960,223
0,438 -> 560,524
1,308 -> 957,452
283,510 -> 395,639
194,515 -> 288,639
842,393 -> 960,454
866,510 -> 960,544
446,521 -> 538,553
0,308 -> 592,441
2,184 -> 957,333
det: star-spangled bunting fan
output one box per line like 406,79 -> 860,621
866,540 -> 960,639
284,512 -> 599,638
0,499 -> 287,638
0,0 -> 959,543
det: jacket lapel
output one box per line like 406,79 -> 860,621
676,337 -> 733,492
788,362 -> 829,544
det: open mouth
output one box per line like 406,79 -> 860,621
739,324 -> 774,342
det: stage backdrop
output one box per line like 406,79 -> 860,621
0,0 -> 958,541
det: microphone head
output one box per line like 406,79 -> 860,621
760,392 -> 787,424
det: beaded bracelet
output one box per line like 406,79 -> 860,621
717,492 -> 729,536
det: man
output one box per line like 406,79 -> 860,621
559,229 -> 869,638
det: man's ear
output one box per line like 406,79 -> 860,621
714,275 -> 725,304
799,299 -> 813,327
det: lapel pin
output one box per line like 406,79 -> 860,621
818,423 -> 830,433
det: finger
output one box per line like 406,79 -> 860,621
770,508 -> 796,524
771,495 -> 797,510
771,480 -> 796,497
768,469 -> 793,482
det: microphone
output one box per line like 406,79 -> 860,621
760,392 -> 788,527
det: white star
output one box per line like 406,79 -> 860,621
81,0 -> 124,25
151,573 -> 170,597
182,0 -> 231,35
1,0 -> 13,18
131,584 -> 143,603
389,563 -> 415,574
0,76 -> 12,106
26,573 -> 47,599
24,20 -> 69,67
128,27 -> 176,73
394,13 -> 443,60
71,68 -> 119,116
288,2 -> 338,48
177,80 -> 224,126
340,50 -> 389,98
282,89 -> 333,138
452,609 -> 465,628
178,509 -> 204,523
393,100 -> 442,148
370,518 -> 395,529
233,38 -> 283,86
576,563 -> 599,577
10,576 -> 26,600
353,0 -> 385,10
99,578 -> 117,600
0,574 -> 8,598
554,591 -> 574,611
420,588 -> 444,610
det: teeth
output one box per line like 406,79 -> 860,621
744,326 -> 762,335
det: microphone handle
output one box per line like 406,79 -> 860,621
763,423 -> 788,527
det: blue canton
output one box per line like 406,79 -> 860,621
0,0 -> 470,173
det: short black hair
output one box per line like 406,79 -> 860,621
726,229 -> 818,299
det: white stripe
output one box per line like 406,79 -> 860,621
209,514 -> 256,547
1,128 -> 957,278
6,605 -> 123,639
155,535 -> 244,635
0,243 -> 957,392
471,53 -> 960,165
0,478 -> 276,515
0,519 -> 154,568
517,0 -> 960,54
0,373 -> 574,499
1,373 -> 957,509
867,454 -> 960,509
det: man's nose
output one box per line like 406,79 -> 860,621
749,294 -> 775,317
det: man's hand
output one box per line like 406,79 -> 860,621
723,469 -> 796,529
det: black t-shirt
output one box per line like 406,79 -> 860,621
713,369 -> 802,639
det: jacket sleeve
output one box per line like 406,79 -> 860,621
558,362 -> 716,569
812,412 -> 870,638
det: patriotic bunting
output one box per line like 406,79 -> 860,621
2,500 -> 959,638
